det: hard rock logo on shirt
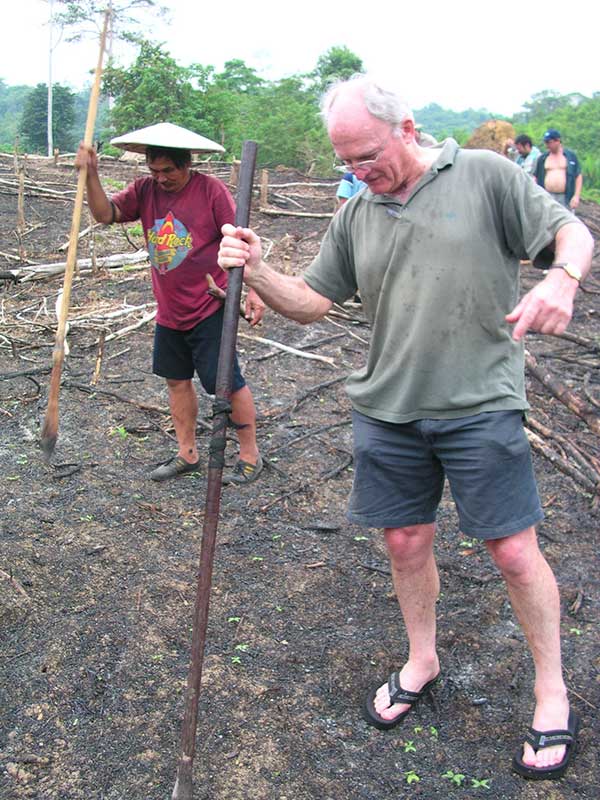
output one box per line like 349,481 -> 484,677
147,212 -> 192,274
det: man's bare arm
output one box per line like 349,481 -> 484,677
75,142 -> 121,225
506,221 -> 594,340
218,224 -> 333,324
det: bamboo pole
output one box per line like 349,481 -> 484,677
40,9 -> 110,457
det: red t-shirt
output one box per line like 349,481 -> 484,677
112,172 -> 235,330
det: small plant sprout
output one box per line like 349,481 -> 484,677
471,777 -> 491,788
110,425 -> 128,439
413,726 -> 423,734
404,770 -> 420,785
404,740 -> 417,753
569,627 -> 583,635
429,725 -> 439,739
230,656 -> 242,665
353,535 -> 369,541
227,616 -> 241,623
443,770 -> 466,786
251,556 -> 264,562
234,644 -> 249,652
275,606 -> 284,612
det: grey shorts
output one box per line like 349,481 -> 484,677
348,410 -> 543,539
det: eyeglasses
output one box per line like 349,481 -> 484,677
333,132 -> 393,175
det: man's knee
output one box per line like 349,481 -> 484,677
384,523 -> 435,566
486,526 -> 540,578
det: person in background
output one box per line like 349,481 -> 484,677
75,124 -> 265,485
336,170 -> 367,208
514,134 -> 541,177
534,129 -> 582,210
218,73 -> 593,782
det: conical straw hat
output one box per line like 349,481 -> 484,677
110,122 -> 225,154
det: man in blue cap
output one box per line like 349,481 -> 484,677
534,129 -> 582,210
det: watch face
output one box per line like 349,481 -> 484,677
564,263 -> 582,281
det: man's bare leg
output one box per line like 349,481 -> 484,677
373,523 -> 441,722
166,378 -> 199,463
231,385 -> 259,464
486,527 -> 570,769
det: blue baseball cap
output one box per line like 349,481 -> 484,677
543,128 -> 561,141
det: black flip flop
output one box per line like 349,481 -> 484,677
512,709 -> 580,780
363,672 -> 440,730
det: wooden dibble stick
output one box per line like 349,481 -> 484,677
172,140 -> 258,800
40,9 -> 110,458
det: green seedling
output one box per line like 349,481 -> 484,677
251,556 -> 264,562
234,644 -> 249,652
230,656 -> 242,665
443,770 -> 466,786
275,606 -> 284,612
110,425 -> 128,439
569,627 -> 583,635
353,535 -> 369,541
429,725 -> 439,739
404,740 -> 417,753
227,616 -> 241,623
127,223 -> 143,236
80,514 -> 94,522
404,770 -> 420,785
471,778 -> 491,788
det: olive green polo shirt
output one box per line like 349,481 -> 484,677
303,139 -> 578,423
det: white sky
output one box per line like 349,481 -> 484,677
4,0 -> 599,116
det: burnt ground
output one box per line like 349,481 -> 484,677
0,154 -> 599,800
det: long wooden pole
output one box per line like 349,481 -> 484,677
40,9 -> 110,458
172,140 -> 258,800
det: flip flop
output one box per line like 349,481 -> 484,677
512,709 -> 580,780
363,672 -> 440,730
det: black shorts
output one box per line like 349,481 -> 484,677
348,410 -> 543,540
152,307 -> 246,395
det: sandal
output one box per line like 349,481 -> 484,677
363,672 -> 440,730
512,709 -> 580,780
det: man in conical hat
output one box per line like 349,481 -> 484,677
76,123 -> 264,484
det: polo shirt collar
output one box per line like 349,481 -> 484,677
364,138 -> 459,205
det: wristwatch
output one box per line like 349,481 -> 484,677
549,262 -> 582,283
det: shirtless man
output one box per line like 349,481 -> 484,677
534,129 -> 582,210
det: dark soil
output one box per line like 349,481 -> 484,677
1,154 -> 599,800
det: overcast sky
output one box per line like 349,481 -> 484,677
5,0 -> 599,117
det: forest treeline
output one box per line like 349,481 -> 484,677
3,41 -> 600,199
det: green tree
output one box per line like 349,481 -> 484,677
0,80 -> 33,149
103,41 -> 203,134
19,83 -> 76,153
312,45 -> 364,92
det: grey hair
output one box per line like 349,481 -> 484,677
320,73 -> 414,128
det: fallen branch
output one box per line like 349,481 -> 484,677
14,250 -> 149,282
526,415 -> 600,486
237,331 -> 336,365
525,350 -> 600,436
525,427 -> 598,494
259,207 -> 334,219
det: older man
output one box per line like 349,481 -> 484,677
218,75 -> 593,779
76,124 -> 265,484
